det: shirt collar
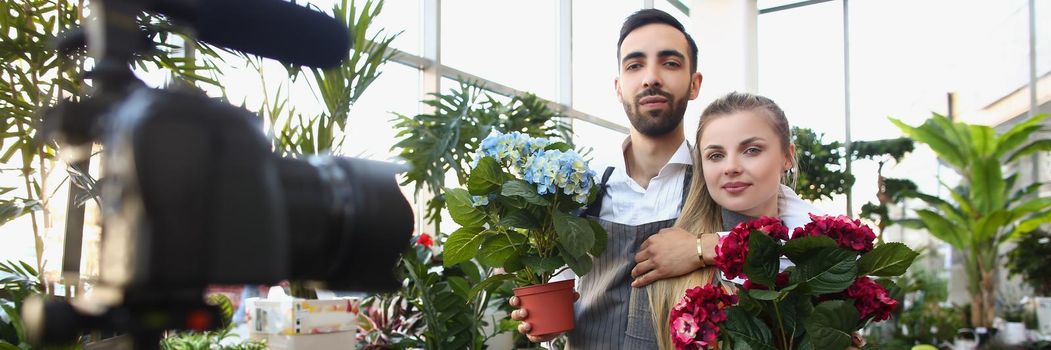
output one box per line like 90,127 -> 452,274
620,137 -> 693,166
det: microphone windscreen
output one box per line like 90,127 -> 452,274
192,0 -> 351,68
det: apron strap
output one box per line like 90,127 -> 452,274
581,166 -> 615,218
678,164 -> 693,212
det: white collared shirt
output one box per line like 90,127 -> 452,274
595,138 -> 693,226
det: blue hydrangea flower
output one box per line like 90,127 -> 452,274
473,131 -> 595,205
522,149 -> 596,204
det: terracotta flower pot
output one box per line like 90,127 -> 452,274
513,279 -> 576,336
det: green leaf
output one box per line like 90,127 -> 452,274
503,254 -> 525,273
969,157 -> 1005,213
1007,139 -> 1051,164
477,234 -> 527,267
915,209 -> 967,249
778,292 -> 815,340
588,218 -> 608,256
443,227 -> 487,266
803,300 -> 859,350
467,274 -> 515,302
499,210 -> 540,229
1012,210 -> 1051,239
559,245 -> 593,276
743,230 -> 781,287
521,255 -> 566,274
553,211 -> 595,257
997,120 -> 1045,160
735,289 -> 764,317
858,242 -> 919,277
447,276 -> 470,299
748,288 -> 780,301
444,188 -> 487,228
890,116 -> 965,170
794,247 -> 858,294
467,156 -> 504,195
501,180 -> 550,206
783,236 -> 837,263
724,307 -> 777,350
544,142 -> 573,152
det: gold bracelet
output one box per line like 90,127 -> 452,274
696,234 -> 707,268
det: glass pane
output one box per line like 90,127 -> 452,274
307,0 -> 422,56
758,1 -> 845,213
369,0 -> 422,56
343,62 -> 420,161
758,1 -> 844,141
572,0 -> 641,124
441,0 -> 559,101
758,0 -> 816,12
573,120 -> 629,171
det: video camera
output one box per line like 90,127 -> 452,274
23,0 -> 414,348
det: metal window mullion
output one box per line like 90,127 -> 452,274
417,0 -> 440,235
843,0 -> 853,216
421,0 -> 441,106
558,0 -> 574,136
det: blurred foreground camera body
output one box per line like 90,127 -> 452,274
25,0 -> 415,347
99,87 -> 414,292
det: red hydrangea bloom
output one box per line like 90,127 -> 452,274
844,276 -> 897,322
715,216 -> 788,280
790,213 -> 876,253
670,284 -> 738,350
417,232 -> 434,248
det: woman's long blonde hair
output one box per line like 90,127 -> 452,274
648,92 -> 797,349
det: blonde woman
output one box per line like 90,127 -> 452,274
628,92 -> 863,349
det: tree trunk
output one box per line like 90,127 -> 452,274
968,258 -> 998,328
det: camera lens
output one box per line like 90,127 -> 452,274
278,156 -> 413,292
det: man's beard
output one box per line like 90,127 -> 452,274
622,87 -> 688,137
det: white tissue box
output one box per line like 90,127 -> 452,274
1038,297 -> 1051,335
249,330 -> 357,350
245,297 -> 360,336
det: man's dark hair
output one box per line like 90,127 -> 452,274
617,9 -> 699,73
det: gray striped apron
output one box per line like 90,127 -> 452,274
618,210 -> 758,347
567,165 -> 691,349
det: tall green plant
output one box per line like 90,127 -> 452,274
891,112 -> 1051,327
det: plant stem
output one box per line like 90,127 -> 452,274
772,300 -> 789,349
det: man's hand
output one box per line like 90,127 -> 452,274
509,293 -> 579,343
631,227 -> 714,288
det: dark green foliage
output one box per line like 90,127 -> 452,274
792,127 -> 855,201
1006,229 -> 1051,296
850,138 -> 914,163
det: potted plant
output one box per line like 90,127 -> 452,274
442,131 -> 606,337
891,112 -> 1051,328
